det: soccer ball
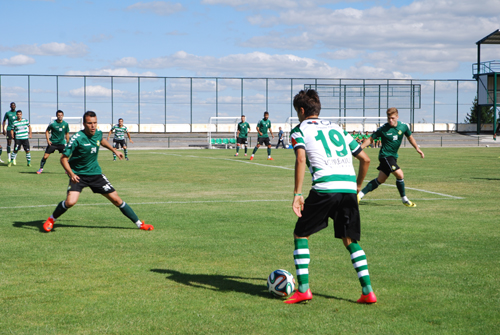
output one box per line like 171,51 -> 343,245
267,269 -> 295,297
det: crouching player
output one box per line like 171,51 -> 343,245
284,89 -> 376,304
43,111 -> 153,232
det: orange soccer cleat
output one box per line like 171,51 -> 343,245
357,291 -> 377,304
43,217 -> 54,232
140,221 -> 154,231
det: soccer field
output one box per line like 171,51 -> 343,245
1,147 -> 499,334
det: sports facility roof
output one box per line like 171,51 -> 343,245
476,29 -> 500,45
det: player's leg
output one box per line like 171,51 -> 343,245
101,191 -> 153,230
392,168 -> 416,207
244,139 -> 248,155
123,144 -> 128,160
250,143 -> 261,160
43,191 -> 80,232
6,136 -> 12,161
113,141 -> 118,160
267,143 -> 273,160
38,152 -> 51,174
358,170 -> 389,201
8,141 -> 20,167
24,141 -> 31,166
344,237 -> 377,303
0,144 -> 3,163
235,143 -> 240,156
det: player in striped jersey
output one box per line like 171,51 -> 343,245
107,118 -> 133,161
284,89 -> 376,304
8,110 -> 32,167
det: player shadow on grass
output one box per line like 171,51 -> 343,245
151,269 -> 273,299
13,220 -> 136,233
150,269 -> 358,303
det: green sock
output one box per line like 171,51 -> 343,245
361,178 -> 380,195
40,158 -> 46,169
267,147 -> 271,157
124,149 -> 128,158
252,146 -> 258,155
26,152 -> 31,164
7,146 -> 10,154
244,146 -> 247,154
236,146 -> 240,154
119,202 -> 139,224
346,242 -> 373,295
53,201 -> 68,219
113,153 -> 117,160
294,238 -> 310,293
396,179 -> 405,197
11,152 -> 17,161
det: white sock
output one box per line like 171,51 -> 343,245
358,191 -> 365,199
135,220 -> 142,228
402,196 -> 409,203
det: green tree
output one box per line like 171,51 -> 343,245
464,96 -> 495,124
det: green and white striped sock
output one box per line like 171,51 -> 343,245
294,238 -> 310,293
347,242 -> 373,295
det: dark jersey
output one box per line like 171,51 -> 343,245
372,121 -> 411,159
63,130 -> 103,175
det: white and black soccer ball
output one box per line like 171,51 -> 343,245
267,269 -> 295,297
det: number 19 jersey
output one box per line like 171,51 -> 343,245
291,119 -> 361,194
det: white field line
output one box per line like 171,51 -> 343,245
0,198 -> 459,210
156,153 -> 465,200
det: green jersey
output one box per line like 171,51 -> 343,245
12,118 -> 30,140
63,130 -> 103,175
257,118 -> 271,138
111,125 -> 128,140
372,121 -> 411,159
47,120 -> 69,145
3,110 -> 17,131
237,121 -> 250,138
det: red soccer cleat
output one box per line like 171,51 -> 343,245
249,156 -> 254,161
267,157 -> 274,160
43,217 -> 54,232
357,291 -> 377,304
284,289 -> 313,304
140,221 -> 154,231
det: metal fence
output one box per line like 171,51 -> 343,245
0,74 -> 477,130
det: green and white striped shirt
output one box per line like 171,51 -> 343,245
111,125 -> 128,140
291,119 -> 360,194
12,118 -> 30,140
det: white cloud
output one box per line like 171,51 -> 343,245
241,32 -> 316,50
132,50 -> 408,78
126,1 -> 185,16
11,42 -> 88,58
0,54 -> 36,66
201,0 -> 299,10
69,85 -> 125,98
113,57 -> 139,67
89,34 -> 113,43
320,49 -> 361,60
65,68 -> 157,77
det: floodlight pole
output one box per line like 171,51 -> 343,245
477,43 -> 481,134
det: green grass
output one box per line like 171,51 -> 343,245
1,147 -> 499,334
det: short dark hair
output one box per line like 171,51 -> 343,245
264,111 -> 269,115
16,110 -> 22,114
293,89 -> 321,117
241,115 -> 245,117
56,110 -> 64,115
118,118 -> 123,121
83,111 -> 97,122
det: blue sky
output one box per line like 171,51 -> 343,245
1,0 -> 499,80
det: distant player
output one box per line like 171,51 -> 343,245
250,111 -> 274,161
37,110 -> 70,174
363,131 -> 372,148
8,110 -> 32,167
285,89 -> 375,304
358,107 -> 424,207
3,102 -> 18,163
107,118 -> 133,161
276,127 -> 286,149
234,115 -> 250,157
42,111 -> 153,233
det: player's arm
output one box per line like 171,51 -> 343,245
127,131 -> 133,144
407,135 -> 424,158
353,149 -> 370,193
10,128 -> 14,139
28,125 -> 32,139
107,129 -> 113,141
360,136 -> 374,149
65,132 -> 70,144
256,125 -> 262,136
269,128 -> 274,139
292,148 -> 306,218
101,137 -> 124,160
45,129 -> 51,145
60,155 -> 80,183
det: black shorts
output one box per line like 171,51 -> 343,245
6,130 -> 14,140
14,139 -> 30,151
377,156 -> 400,176
113,139 -> 127,149
45,144 -> 66,154
294,190 -> 361,241
68,174 -> 116,194
237,137 -> 248,145
258,137 -> 271,146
